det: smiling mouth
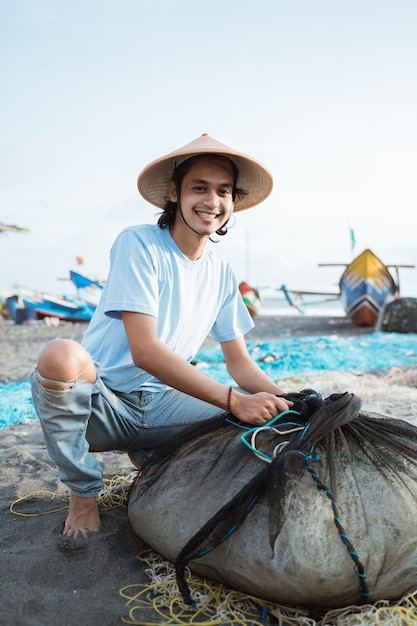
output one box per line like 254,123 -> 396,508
195,211 -> 221,220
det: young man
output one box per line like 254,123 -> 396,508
31,133 -> 291,540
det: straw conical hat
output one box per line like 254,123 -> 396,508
137,133 -> 273,211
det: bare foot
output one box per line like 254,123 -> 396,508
63,494 -> 101,539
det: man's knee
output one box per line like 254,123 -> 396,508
37,339 -> 96,387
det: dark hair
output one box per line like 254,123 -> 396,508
157,154 -> 248,236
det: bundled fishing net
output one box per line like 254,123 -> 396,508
128,389 -> 417,611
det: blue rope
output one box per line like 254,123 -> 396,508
239,409 -> 304,461
299,448 -> 370,601
299,422 -> 311,440
224,416 -> 250,429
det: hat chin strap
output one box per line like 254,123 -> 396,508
175,184 -> 230,238
177,202 -> 207,237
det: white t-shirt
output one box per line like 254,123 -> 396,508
82,224 -> 253,392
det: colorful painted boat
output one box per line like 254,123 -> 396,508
239,282 -> 261,318
339,249 -> 396,327
70,270 -> 104,308
6,289 -> 95,323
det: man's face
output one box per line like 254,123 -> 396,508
169,156 -> 235,237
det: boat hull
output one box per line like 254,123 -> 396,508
339,249 -> 396,327
24,301 -> 94,322
6,293 -> 95,323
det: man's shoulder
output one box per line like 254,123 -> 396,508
120,223 -> 159,237
115,223 -> 165,246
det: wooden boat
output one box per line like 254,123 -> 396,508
239,281 -> 261,318
6,288 -> 95,323
339,249 -> 396,327
70,270 -> 104,308
280,248 -> 414,327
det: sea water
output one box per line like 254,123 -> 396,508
2,327 -> 417,431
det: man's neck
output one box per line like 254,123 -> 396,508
169,224 -> 208,261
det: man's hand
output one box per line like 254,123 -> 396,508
229,390 -> 293,426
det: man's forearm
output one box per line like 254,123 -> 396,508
133,340 -> 231,409
227,358 -> 285,396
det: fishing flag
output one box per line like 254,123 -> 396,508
76,256 -> 84,265
350,228 -> 356,253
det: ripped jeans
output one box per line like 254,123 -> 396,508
30,368 -> 225,498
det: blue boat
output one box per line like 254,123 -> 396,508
6,289 -> 95,323
70,270 -> 104,308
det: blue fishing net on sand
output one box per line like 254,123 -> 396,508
193,332 -> 417,383
0,380 -> 36,430
1,331 -> 417,430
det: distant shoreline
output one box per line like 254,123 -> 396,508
249,314 -> 371,339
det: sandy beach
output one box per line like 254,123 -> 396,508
1,317 -> 417,625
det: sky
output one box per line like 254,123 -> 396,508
1,0 -> 416,306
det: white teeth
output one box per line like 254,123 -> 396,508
197,212 -> 217,219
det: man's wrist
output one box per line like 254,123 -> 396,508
226,386 -> 233,415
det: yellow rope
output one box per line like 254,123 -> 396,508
9,490 -> 69,516
97,471 -> 137,510
119,550 -> 316,625
119,551 -> 417,626
9,471 -> 137,517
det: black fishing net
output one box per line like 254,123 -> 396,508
128,390 -> 417,608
